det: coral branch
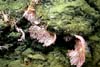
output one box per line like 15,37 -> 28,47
67,35 -> 86,67
2,11 -> 9,22
23,0 -> 40,25
29,25 -> 56,47
23,5 -> 36,23
15,25 -> 25,41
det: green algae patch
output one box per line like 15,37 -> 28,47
0,0 -> 28,11
36,0 -> 99,35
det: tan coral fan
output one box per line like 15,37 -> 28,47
15,25 -> 25,41
67,35 -> 86,67
23,5 -> 36,23
23,5 -> 40,25
29,25 -> 56,47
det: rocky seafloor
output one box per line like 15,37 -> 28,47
0,0 -> 100,67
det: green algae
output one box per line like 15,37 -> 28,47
36,0 -> 99,35
0,0 -> 100,67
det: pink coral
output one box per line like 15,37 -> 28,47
67,35 -> 86,67
29,25 -> 56,47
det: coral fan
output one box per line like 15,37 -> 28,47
67,35 -> 86,67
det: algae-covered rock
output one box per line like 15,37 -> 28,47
36,0 -> 99,35
47,48 -> 70,67
0,0 -> 29,11
27,54 -> 46,60
87,0 -> 100,11
0,20 -> 8,28
0,59 -> 11,67
0,0 -> 100,67
92,43 -> 100,66
8,59 -> 37,67
8,48 -> 69,67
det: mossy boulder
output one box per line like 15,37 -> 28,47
36,0 -> 99,35
0,0 -> 100,67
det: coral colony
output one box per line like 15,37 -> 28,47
1,0 -> 87,67
29,25 -> 56,47
67,35 -> 86,67
22,0 -> 87,67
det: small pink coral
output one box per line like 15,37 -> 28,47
67,35 -> 86,67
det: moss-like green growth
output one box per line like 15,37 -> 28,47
36,0 -> 99,35
0,0 -> 29,11
0,0 -> 100,67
